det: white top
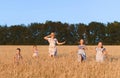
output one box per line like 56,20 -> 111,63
48,38 -> 58,47
96,47 -> 106,57
34,50 -> 38,54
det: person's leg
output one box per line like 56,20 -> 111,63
82,54 -> 86,61
78,54 -> 82,63
54,51 -> 57,56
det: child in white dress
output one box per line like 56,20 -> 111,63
95,42 -> 107,62
77,39 -> 86,62
44,32 -> 65,57
32,45 -> 39,58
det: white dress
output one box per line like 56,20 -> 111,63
77,45 -> 86,61
48,38 -> 58,56
96,47 -> 106,62
33,50 -> 39,57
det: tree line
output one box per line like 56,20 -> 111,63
0,21 -> 120,45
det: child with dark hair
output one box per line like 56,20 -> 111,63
14,48 -> 23,65
77,39 -> 86,62
95,42 -> 107,62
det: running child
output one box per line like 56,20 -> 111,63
14,48 -> 23,65
95,42 -> 107,62
32,45 -> 39,58
77,39 -> 86,62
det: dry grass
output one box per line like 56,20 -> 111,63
0,45 -> 120,78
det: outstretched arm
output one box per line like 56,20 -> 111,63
44,35 -> 51,40
57,41 -> 66,45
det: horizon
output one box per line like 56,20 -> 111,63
0,20 -> 119,27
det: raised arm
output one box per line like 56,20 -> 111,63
44,35 -> 51,40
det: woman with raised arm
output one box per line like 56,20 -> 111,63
44,32 -> 65,57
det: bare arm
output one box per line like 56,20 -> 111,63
44,35 -> 51,40
57,41 -> 66,45
103,50 -> 108,55
84,46 -> 88,50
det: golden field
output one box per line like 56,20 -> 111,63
0,45 -> 120,78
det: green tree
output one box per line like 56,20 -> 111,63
8,25 -> 28,44
76,23 -> 88,44
88,22 -> 106,44
0,26 -> 8,44
107,21 -> 120,44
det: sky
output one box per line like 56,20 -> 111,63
0,0 -> 120,26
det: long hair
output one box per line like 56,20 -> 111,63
16,48 -> 21,55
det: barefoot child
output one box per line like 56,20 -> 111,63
95,42 -> 107,62
14,48 -> 23,65
32,45 -> 39,58
77,39 -> 86,62
44,32 -> 65,57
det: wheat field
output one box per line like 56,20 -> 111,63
0,45 -> 120,78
